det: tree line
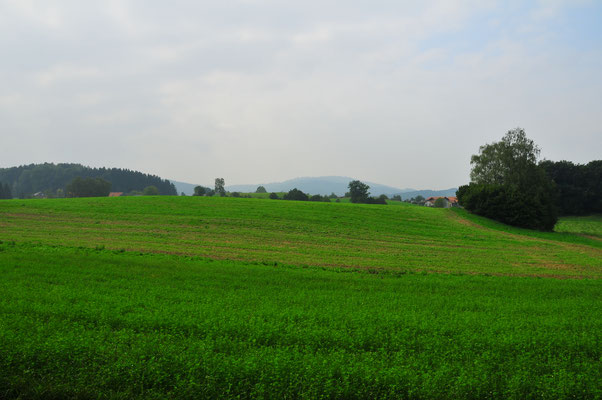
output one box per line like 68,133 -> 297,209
271,184 -> 387,203
189,178 -> 389,205
540,160 -> 601,215
0,163 -> 177,198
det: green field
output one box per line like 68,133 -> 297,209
0,197 -> 601,399
237,192 -> 286,199
1,197 -> 600,278
555,214 -> 602,237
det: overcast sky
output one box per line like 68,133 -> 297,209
1,1 -> 601,189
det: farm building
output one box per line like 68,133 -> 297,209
424,196 -> 458,208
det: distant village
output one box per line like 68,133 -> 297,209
405,195 -> 459,208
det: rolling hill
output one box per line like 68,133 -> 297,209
1,196 -> 599,276
225,176 -> 413,196
0,196 -> 600,398
400,188 -> 459,199
172,176 -> 459,198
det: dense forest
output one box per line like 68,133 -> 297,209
541,160 -> 602,215
0,163 -> 177,198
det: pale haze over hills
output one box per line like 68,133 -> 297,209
171,176 -> 457,199
227,176 -> 414,196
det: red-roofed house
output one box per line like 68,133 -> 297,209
424,196 -> 458,208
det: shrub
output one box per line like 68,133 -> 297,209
283,188 -> 309,201
366,195 -> 387,205
193,186 -> 207,196
143,186 -> 160,196
66,177 -> 111,198
457,183 -> 557,231
309,194 -> 330,202
433,198 -> 446,208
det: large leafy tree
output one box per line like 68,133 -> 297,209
458,128 -> 557,231
348,180 -> 370,203
470,128 -> 540,186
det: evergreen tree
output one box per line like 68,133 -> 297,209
1,183 -> 11,199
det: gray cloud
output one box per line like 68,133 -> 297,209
1,0 -> 600,188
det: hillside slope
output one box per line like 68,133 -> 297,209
0,196 -> 599,278
0,196 -> 600,398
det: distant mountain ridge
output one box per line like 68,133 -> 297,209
224,176 -> 414,196
400,189 -> 459,200
169,180 -> 203,196
171,176 -> 457,198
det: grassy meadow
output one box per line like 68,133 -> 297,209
555,214 -> 602,238
0,196 -> 601,399
0,196 -> 600,278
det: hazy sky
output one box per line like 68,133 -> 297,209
1,1 -> 601,189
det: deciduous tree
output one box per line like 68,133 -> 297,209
214,178 -> 226,197
348,180 -> 370,203
458,128 -> 557,231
